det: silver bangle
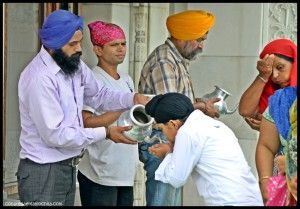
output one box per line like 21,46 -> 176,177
257,75 -> 268,83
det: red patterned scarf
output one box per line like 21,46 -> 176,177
258,39 -> 297,113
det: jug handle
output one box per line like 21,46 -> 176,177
225,103 -> 239,114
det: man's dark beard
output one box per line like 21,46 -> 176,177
52,49 -> 82,76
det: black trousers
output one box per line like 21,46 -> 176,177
77,170 -> 134,206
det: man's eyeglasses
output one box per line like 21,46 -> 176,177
195,32 -> 208,43
196,36 -> 207,43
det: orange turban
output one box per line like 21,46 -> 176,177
166,10 -> 215,41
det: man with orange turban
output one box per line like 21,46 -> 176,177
166,10 -> 215,41
138,10 -> 219,206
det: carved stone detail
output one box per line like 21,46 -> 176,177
132,4 -> 149,88
131,4 -> 149,206
268,3 -> 297,43
133,162 -> 147,206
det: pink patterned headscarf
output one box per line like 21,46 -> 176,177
88,20 -> 126,46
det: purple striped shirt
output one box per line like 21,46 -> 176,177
18,46 -> 134,163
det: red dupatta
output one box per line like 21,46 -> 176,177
258,39 -> 297,113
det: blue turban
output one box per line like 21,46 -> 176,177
39,9 -> 84,49
145,93 -> 194,123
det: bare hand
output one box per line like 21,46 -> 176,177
274,155 -> 286,175
259,180 -> 269,205
244,115 -> 262,131
108,126 -> 137,144
205,98 -> 221,118
148,143 -> 173,159
256,54 -> 274,80
133,93 -> 151,106
194,98 -> 220,118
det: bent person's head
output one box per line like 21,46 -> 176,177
145,93 -> 194,142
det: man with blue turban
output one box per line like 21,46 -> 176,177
16,9 -> 150,206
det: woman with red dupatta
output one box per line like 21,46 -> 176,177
239,38 -> 297,131
238,38 -> 297,204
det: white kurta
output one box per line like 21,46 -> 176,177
155,110 -> 263,206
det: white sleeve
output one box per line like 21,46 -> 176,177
82,105 -> 96,113
155,130 -> 202,188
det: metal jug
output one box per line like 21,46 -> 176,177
117,104 -> 154,143
202,85 -> 238,115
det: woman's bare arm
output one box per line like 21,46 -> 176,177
255,117 -> 280,203
239,54 -> 274,117
239,77 -> 267,117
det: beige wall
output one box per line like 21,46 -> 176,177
4,3 -> 40,186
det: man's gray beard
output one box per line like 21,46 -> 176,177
186,48 -> 203,60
